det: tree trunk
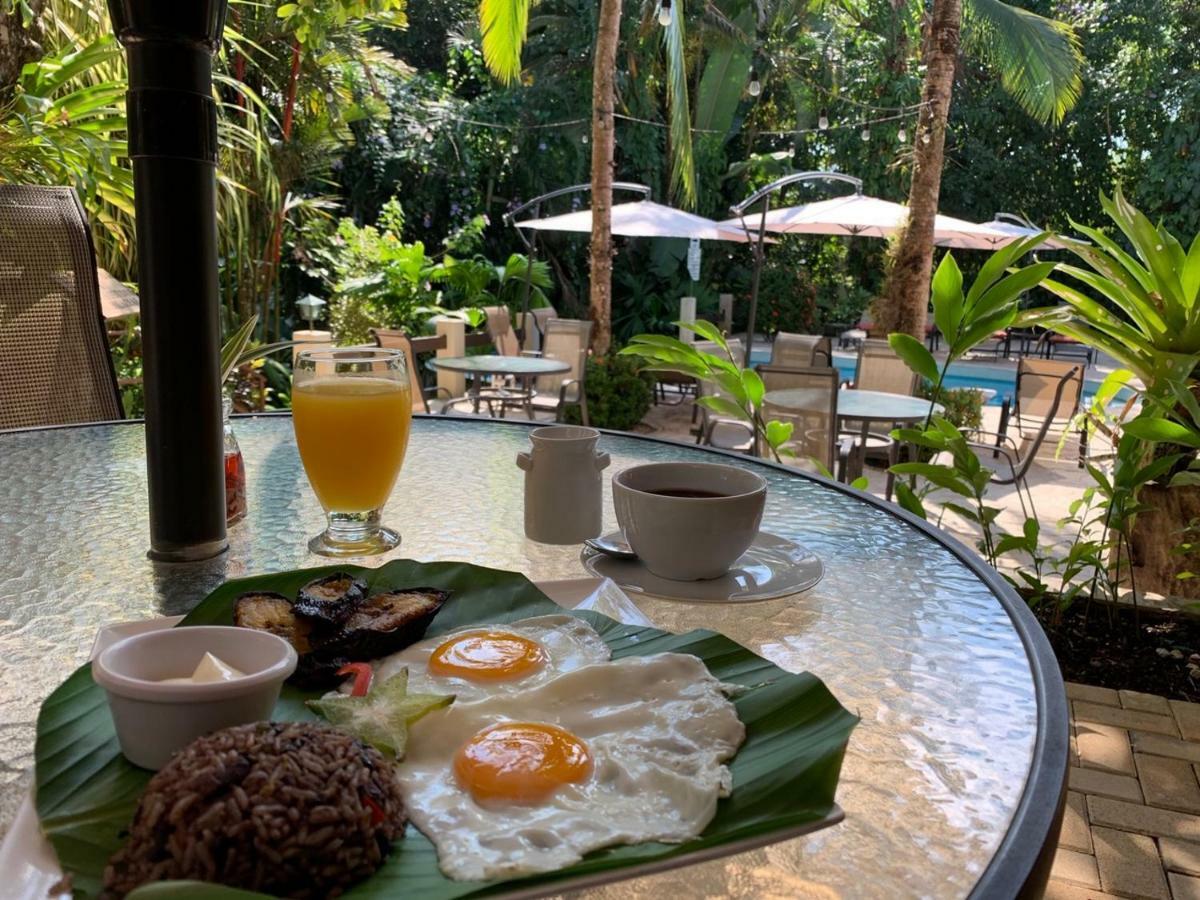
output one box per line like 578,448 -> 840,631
0,0 -> 44,104
588,0 -> 622,357
874,0 -> 960,339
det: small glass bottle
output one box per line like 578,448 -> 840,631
223,396 -> 247,525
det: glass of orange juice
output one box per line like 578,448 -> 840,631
292,347 -> 412,557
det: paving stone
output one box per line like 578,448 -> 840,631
1068,683 -> 1121,706
1159,838 -> 1200,876
1079,721 -> 1136,775
1122,690 -> 1173,715
1062,790 -> 1094,853
1075,702 -> 1181,737
1137,754 -> 1200,814
1071,723 -> 1081,767
1172,701 -> 1200,743
1091,825 -> 1169,899
1051,847 -> 1101,888
1169,872 -> 1200,900
1070,766 -> 1144,802
1088,796 -> 1200,842
1042,879 -> 1123,900
1133,732 -> 1200,765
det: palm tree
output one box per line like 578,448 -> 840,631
875,0 -> 1083,337
481,0 -> 625,355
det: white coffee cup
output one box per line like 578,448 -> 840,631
612,462 -> 767,581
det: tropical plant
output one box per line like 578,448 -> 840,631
875,0 -> 1084,338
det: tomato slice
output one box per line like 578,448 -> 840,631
336,662 -> 373,697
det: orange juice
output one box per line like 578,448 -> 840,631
292,376 -> 412,512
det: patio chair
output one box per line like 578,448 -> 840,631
757,365 -> 856,480
999,357 -> 1087,467
370,328 -> 469,415
694,338 -> 753,452
520,318 -> 592,425
768,333 -> 832,369
0,185 -> 123,430
852,338 -> 921,395
966,363 -> 1083,520
483,305 -> 521,357
526,305 -> 558,350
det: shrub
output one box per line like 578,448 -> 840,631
917,380 -> 984,431
565,354 -> 653,432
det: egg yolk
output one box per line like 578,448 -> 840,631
454,722 -> 593,804
428,631 -> 547,681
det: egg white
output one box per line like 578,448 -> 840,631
376,614 -> 611,701
396,650 -> 745,881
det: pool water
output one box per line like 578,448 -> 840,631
748,350 -> 1129,408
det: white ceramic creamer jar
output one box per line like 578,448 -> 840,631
516,425 -> 610,544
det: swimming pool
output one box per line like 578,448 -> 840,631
748,350 -> 1129,408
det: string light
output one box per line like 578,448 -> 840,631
658,0 -> 672,27
817,111 -> 829,130
897,127 -> 907,143
921,131 -> 931,144
860,128 -> 870,141
747,68 -> 761,97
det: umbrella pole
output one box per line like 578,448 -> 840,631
742,203 -> 770,368
109,0 -> 229,561
517,203 -> 539,347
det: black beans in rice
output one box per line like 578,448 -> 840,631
102,721 -> 405,898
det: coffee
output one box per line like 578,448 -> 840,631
647,488 -> 729,499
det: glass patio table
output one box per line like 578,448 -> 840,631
427,354 -> 571,415
0,415 -> 1066,898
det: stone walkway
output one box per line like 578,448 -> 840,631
1054,683 -> 1200,899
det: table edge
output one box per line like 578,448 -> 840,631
0,413 -> 1067,898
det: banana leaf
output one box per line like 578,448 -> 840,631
35,560 -> 857,899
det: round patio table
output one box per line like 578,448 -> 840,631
428,354 -> 570,416
765,387 -> 942,432
0,416 -> 1066,899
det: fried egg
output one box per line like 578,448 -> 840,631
376,615 -> 610,701
396,644 -> 745,881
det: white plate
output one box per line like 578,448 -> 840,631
0,577 -> 651,900
580,531 -> 824,603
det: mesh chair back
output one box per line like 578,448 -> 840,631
0,185 -> 122,429
1015,358 -> 1084,432
854,338 -> 919,395
536,319 -> 591,398
758,365 -> 838,470
370,328 -> 426,413
770,333 -> 832,369
484,305 -> 520,356
530,306 -> 557,337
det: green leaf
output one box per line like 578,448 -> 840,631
679,319 -> 727,347
893,482 -> 927,519
479,0 -> 531,85
889,462 -> 975,498
742,368 -> 765,408
849,476 -> 870,491
276,3 -> 298,16
931,253 -> 965,346
697,395 -> 751,421
1122,417 -> 1200,448
887,333 -> 940,383
37,560 -> 858,900
765,418 -> 794,448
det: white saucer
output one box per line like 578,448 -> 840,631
581,531 -> 823,603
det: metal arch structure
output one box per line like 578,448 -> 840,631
503,183 -> 653,340
730,172 -> 864,367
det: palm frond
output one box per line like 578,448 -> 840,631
662,0 -> 697,208
479,0 -> 532,85
962,0 -> 1082,125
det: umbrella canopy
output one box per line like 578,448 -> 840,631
97,268 -> 139,319
978,215 -> 1070,251
722,194 -> 1015,250
516,200 -> 760,243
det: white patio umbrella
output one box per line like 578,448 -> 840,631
977,213 -> 1070,250
517,199 -> 761,243
722,194 -> 1014,249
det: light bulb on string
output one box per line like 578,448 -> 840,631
817,111 -> 829,130
897,127 -> 907,143
747,68 -> 761,97
921,131 -> 931,144
860,128 -> 870,142
581,133 -> 589,144
658,0 -> 672,27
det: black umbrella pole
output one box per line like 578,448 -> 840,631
110,1 -> 229,561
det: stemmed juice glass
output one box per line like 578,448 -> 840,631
292,347 -> 412,557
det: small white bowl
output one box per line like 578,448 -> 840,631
92,625 -> 298,770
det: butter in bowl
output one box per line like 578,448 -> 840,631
91,625 -> 298,770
